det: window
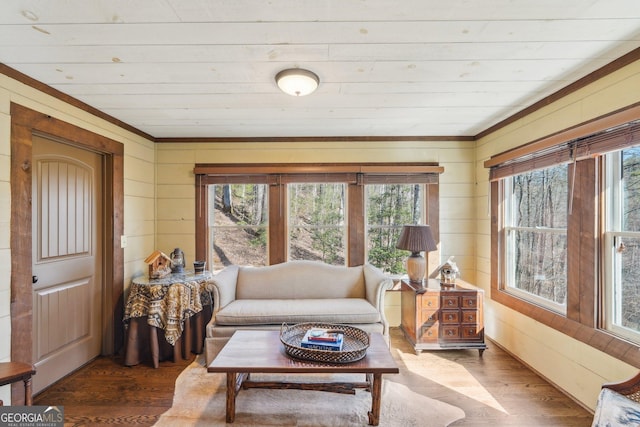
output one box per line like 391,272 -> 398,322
365,183 -> 424,275
503,166 -> 568,313
486,112 -> 640,367
208,183 -> 268,270
288,182 -> 346,265
605,147 -> 640,342
194,163 -> 442,270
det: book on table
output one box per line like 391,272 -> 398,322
301,328 -> 344,351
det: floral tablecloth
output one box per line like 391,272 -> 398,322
123,270 -> 213,346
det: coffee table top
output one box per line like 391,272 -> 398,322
208,330 -> 399,374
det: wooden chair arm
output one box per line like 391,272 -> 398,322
602,371 -> 640,403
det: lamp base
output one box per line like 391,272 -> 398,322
406,253 -> 426,284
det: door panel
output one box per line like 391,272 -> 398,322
32,135 -> 102,393
33,279 -> 91,360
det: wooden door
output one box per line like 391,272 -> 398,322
31,135 -> 103,393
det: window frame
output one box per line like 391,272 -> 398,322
194,163 -> 442,268
286,181 -> 348,265
208,182 -> 270,269
486,106 -> 640,368
603,149 -> 640,343
501,166 -> 569,314
364,182 -> 428,275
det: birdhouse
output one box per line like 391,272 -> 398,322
439,257 -> 460,287
144,250 -> 173,279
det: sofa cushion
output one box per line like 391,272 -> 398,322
235,261 -> 365,300
214,298 -> 381,325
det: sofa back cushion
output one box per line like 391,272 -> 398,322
236,260 -> 365,299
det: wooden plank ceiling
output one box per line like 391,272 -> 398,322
0,0 -> 639,139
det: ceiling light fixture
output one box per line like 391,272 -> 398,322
275,68 -> 319,96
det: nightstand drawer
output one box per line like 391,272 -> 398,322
420,324 -> 439,340
462,326 -> 483,339
462,295 -> 478,308
441,310 -> 460,324
461,310 -> 478,324
441,295 -> 459,308
421,295 -> 439,309
441,325 -> 460,339
421,309 -> 438,323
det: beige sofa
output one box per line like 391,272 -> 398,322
205,260 -> 394,365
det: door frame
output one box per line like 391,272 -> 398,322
10,103 -> 124,402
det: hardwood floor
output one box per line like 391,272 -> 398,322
34,328 -> 593,426
33,352 -> 194,426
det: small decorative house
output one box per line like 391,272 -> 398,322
439,257 -> 460,287
144,250 -> 173,279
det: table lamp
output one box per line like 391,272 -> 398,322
396,225 -> 437,284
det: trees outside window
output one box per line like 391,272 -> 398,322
504,166 -> 568,312
487,112 -> 640,366
606,147 -> 640,342
288,183 -> 346,265
366,184 -> 424,275
209,183 -> 268,270
195,163 -> 441,271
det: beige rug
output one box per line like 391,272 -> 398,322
154,355 -> 465,426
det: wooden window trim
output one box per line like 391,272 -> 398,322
194,163 -> 444,175
489,107 -> 640,368
195,163 -> 442,267
484,102 -> 640,169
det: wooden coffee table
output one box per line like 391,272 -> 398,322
207,330 -> 399,425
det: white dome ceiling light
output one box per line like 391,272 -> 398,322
275,68 -> 319,96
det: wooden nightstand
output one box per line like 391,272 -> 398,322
400,278 -> 487,356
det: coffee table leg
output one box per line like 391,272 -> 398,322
368,373 -> 382,426
226,372 -> 237,423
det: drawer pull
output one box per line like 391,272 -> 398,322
447,314 -> 454,320
447,300 -> 454,306
427,301 -> 432,307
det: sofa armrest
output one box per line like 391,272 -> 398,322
207,265 -> 240,312
363,263 -> 394,306
363,264 -> 394,335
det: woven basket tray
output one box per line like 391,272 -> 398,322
280,322 -> 370,364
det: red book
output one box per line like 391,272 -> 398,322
305,328 -> 342,343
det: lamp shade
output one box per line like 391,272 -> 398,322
275,68 -> 319,96
396,225 -> 437,254
396,225 -> 437,284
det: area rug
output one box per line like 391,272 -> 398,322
153,355 -> 465,426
